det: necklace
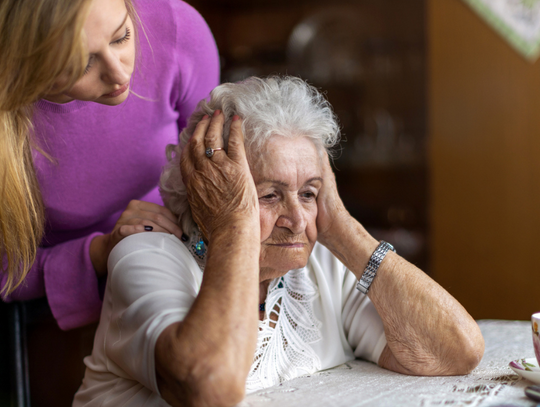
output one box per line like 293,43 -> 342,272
259,277 -> 284,312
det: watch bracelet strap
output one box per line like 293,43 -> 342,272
356,241 -> 396,294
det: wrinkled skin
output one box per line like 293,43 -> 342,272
315,152 -> 352,260
252,135 -> 322,282
180,111 -> 259,241
180,111 -> 344,281
157,112 -> 261,407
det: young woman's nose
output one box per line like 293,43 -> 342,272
275,201 -> 307,235
100,50 -> 130,85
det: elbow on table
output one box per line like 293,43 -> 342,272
159,355 -> 247,407
435,323 -> 485,376
156,325 -> 249,407
170,371 -> 246,407
385,327 -> 485,376
451,332 -> 485,375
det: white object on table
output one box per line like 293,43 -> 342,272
240,320 -> 536,407
509,358 -> 540,384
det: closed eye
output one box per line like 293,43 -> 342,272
84,55 -> 95,75
113,27 -> 131,45
260,193 -> 278,202
83,27 -> 131,75
300,191 -> 316,200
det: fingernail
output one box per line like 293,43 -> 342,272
213,109 -> 221,117
232,115 -> 240,121
202,114 -> 209,120
181,234 -> 189,242
144,226 -> 153,231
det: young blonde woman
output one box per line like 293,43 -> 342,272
0,0 -> 219,330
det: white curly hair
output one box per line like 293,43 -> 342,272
159,76 -> 340,240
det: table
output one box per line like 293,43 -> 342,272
240,320 -> 537,407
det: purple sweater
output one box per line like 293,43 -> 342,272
0,0 -> 219,330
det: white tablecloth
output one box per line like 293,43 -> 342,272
241,320 -> 536,407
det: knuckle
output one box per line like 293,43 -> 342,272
194,119 -> 209,133
118,225 -> 132,236
121,209 -> 134,219
208,119 -> 224,134
191,136 -> 202,148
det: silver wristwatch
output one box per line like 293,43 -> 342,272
356,241 -> 396,294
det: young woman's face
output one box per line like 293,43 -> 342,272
45,0 -> 135,105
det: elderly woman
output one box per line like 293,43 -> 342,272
73,77 -> 484,407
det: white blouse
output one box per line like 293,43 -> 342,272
73,233 -> 387,407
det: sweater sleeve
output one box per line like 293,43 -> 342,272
1,232 -> 104,331
172,1 -> 220,131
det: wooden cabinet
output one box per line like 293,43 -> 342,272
429,0 -> 540,319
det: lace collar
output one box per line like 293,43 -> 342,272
246,266 -> 322,393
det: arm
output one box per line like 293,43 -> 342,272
155,113 -> 260,407
1,233 -> 104,330
2,201 -> 182,331
317,154 -> 484,376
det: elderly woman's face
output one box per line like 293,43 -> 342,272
250,136 -> 322,282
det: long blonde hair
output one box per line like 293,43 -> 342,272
0,0 -> 138,295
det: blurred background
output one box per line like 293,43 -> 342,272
3,0 -> 540,405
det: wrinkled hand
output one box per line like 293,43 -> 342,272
180,111 -> 259,241
90,200 -> 183,278
316,153 -> 350,246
